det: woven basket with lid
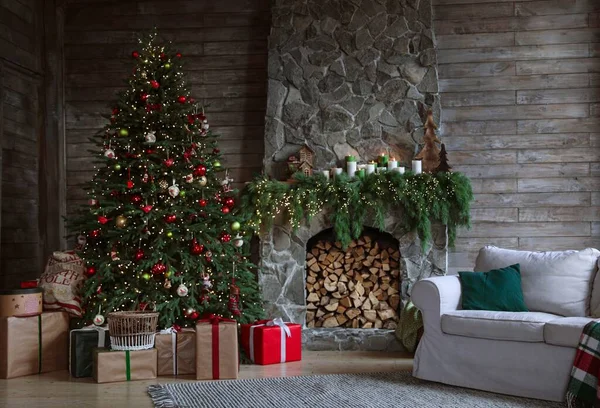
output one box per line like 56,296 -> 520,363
107,311 -> 159,350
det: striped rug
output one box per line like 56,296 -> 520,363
148,371 -> 564,408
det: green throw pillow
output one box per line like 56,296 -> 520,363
458,264 -> 528,312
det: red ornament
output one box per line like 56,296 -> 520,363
164,214 -> 177,223
176,52 -> 182,58
228,280 -> 241,316
110,190 -> 119,197
131,194 -> 143,204
89,229 -> 100,238
140,93 -> 149,102
97,215 -> 109,225
150,80 -> 160,89
198,198 -> 207,207
190,239 -> 204,255
151,262 -> 167,275
132,51 -> 139,58
145,149 -> 155,154
193,165 -> 206,177
159,52 -> 166,60
112,108 -> 119,115
133,249 -> 144,262
127,180 -> 134,189
164,158 -> 174,167
221,205 -> 230,214
224,197 -> 235,208
220,232 -> 232,243
177,96 -> 187,104
188,311 -> 199,320
213,148 -> 220,154
141,205 -> 153,213
85,266 -> 96,277
199,211 -> 208,218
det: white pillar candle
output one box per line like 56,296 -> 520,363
333,167 -> 343,177
321,170 -> 330,180
412,160 -> 422,174
397,166 -> 405,174
366,163 -> 376,175
387,158 -> 398,171
347,161 -> 357,178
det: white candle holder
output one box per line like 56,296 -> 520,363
366,163 -> 375,175
321,170 -> 330,180
333,168 -> 343,177
387,159 -> 398,171
397,166 -> 405,174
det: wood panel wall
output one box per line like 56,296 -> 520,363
0,0 -> 43,287
63,0 -> 270,217
433,0 -> 600,271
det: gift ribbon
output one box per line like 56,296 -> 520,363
125,350 -> 131,381
249,317 -> 291,363
198,314 -> 235,379
37,315 -> 42,373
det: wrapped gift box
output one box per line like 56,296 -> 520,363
69,326 -> 110,378
156,328 -> 195,376
241,318 -> 302,365
93,348 -> 157,383
196,317 -> 238,380
0,311 -> 69,379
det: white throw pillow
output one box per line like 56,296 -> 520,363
474,246 -> 600,317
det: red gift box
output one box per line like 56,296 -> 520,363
241,318 -> 301,365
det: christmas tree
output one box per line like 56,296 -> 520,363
69,32 -> 264,328
435,143 -> 452,173
415,110 -> 441,173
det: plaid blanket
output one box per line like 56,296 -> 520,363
567,321 -> 600,408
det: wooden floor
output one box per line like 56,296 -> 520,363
0,351 -> 413,408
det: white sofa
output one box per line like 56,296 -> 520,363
412,246 -> 600,402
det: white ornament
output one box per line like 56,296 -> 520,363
88,198 -> 98,206
77,234 -> 87,247
202,122 -> 209,131
104,149 -> 116,159
177,284 -> 189,297
93,314 -> 105,326
185,174 -> 194,183
233,234 -> 244,248
168,184 -> 180,198
145,131 -> 156,144
198,176 -> 207,186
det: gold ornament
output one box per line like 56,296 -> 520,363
115,215 -> 128,229
198,176 -> 207,186
158,178 -> 169,191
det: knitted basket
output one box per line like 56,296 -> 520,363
107,311 -> 159,350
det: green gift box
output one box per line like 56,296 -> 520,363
69,326 -> 110,378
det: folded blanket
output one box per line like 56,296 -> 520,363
567,321 -> 600,408
395,300 -> 423,353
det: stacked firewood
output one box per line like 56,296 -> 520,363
305,236 -> 400,329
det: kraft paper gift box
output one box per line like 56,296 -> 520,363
155,328 -> 196,376
0,311 -> 69,379
93,348 -> 157,383
69,326 -> 110,378
241,318 -> 302,365
196,317 -> 238,380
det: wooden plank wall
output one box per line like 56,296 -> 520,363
63,0 -> 270,217
0,0 -> 44,286
433,0 -> 600,271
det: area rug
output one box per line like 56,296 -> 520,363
147,371 -> 564,408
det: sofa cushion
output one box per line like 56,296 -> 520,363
441,310 -> 560,342
474,246 -> 600,317
459,264 -> 528,312
544,317 -> 598,348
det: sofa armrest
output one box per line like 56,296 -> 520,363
412,275 -> 462,333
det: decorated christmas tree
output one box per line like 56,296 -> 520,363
69,32 -> 264,328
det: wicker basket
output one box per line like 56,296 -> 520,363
107,311 -> 159,351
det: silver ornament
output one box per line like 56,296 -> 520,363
168,184 -> 180,198
145,131 -> 157,143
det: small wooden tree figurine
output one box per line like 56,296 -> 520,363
435,143 -> 452,173
415,110 -> 441,173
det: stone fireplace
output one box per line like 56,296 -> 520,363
260,0 -> 445,350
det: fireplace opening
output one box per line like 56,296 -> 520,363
305,227 -> 401,329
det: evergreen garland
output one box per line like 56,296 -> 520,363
238,171 -> 473,249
